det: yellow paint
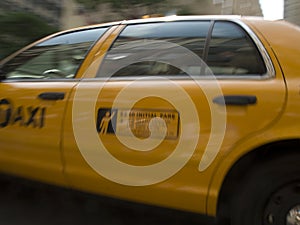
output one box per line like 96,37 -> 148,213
0,17 -> 299,218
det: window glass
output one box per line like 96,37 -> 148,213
207,22 -> 266,75
98,22 -> 211,77
2,27 -> 108,79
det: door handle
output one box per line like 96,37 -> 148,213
38,92 -> 65,101
213,95 -> 257,106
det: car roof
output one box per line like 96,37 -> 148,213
120,15 -> 243,24
66,15 -> 277,32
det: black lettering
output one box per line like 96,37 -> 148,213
0,99 -> 12,128
96,108 -> 101,133
26,107 -> 39,127
12,106 -> 25,126
39,107 -> 46,128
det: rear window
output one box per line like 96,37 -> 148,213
98,21 -> 211,77
207,21 -> 267,75
98,20 -> 267,78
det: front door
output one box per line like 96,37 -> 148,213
0,26 -> 108,184
0,81 -> 74,184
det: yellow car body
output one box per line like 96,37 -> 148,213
0,16 -> 300,224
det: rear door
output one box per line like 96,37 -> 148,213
63,19 -> 285,213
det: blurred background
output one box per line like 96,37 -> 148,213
0,0 -> 299,60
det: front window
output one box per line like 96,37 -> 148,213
1,27 -> 108,80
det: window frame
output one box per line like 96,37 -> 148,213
96,18 -> 275,81
205,20 -> 268,77
206,19 -> 275,80
0,25 -> 112,83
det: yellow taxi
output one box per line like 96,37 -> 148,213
0,15 -> 300,225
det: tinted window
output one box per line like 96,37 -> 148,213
98,22 -> 211,77
207,22 -> 266,75
2,27 -> 108,79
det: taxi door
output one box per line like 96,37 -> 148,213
0,81 -> 74,185
62,20 -> 286,214
0,26 -> 110,185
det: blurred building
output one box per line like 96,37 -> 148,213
1,0 -> 264,29
61,0 -> 86,29
169,0 -> 262,17
284,0 -> 300,26
0,0 -> 62,27
220,0 -> 262,16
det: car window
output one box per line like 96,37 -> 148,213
1,27 -> 108,80
207,21 -> 267,75
98,21 -> 211,77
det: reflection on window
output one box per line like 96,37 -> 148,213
2,27 -> 108,80
99,21 -> 267,78
207,22 -> 266,75
98,22 -> 211,77
113,61 -> 186,76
